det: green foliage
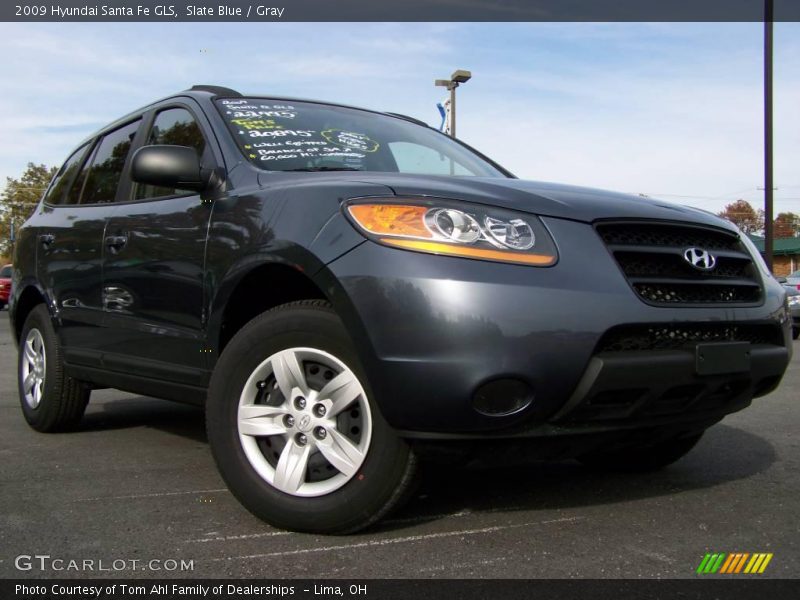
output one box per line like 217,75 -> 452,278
0,163 -> 56,257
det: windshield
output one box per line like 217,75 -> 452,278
215,98 -> 506,177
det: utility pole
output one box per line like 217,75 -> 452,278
435,69 -> 472,138
764,0 -> 774,270
450,82 -> 456,138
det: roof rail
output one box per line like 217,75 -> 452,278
385,112 -> 429,128
187,85 -> 242,97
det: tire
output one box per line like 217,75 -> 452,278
792,328 -> 799,340
578,432 -> 704,473
0,301 -> 6,310
18,304 -> 90,432
206,300 -> 418,534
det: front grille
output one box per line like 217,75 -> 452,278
598,222 -> 741,250
596,221 -> 762,306
597,323 -> 783,353
634,282 -> 761,304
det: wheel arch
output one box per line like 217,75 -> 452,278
207,248 -> 384,418
210,258 -> 330,356
11,283 -> 51,345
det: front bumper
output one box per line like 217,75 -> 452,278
324,216 -> 792,437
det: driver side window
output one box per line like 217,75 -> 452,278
135,108 -> 207,200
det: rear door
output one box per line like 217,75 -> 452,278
36,118 -> 143,364
99,101 -> 218,385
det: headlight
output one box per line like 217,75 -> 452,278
788,295 -> 800,307
345,198 -> 557,266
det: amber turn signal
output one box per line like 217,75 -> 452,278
347,204 -> 432,239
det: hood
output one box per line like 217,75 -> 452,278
348,173 -> 736,232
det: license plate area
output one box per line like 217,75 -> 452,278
695,342 -> 751,375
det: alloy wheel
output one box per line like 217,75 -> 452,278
237,347 -> 372,497
22,328 -> 46,409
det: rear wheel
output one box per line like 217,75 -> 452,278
578,432 -> 704,472
206,300 -> 417,534
18,304 -> 90,432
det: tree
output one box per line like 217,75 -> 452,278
717,199 -> 764,234
0,163 -> 56,257
773,212 -> 800,238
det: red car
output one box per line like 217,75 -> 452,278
0,264 -> 12,309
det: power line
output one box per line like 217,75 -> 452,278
639,194 -> 800,204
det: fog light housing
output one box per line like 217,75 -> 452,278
472,379 -> 533,416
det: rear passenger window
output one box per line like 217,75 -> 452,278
81,119 -> 141,204
65,142 -> 97,205
135,108 -> 207,200
43,143 -> 91,205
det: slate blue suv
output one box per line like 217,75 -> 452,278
10,85 -> 793,533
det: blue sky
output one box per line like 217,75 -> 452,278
0,22 -> 798,214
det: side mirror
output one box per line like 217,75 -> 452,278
131,145 -> 209,192
776,276 -> 787,284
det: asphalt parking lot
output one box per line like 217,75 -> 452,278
0,315 -> 797,580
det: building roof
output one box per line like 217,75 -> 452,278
748,234 -> 800,255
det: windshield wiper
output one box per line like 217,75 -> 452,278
281,166 -> 363,172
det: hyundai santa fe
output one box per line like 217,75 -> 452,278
10,85 -> 793,533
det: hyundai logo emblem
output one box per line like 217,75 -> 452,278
683,247 -> 717,271
297,414 -> 312,432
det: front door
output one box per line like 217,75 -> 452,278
99,105 -> 215,387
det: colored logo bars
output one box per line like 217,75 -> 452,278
697,552 -> 773,574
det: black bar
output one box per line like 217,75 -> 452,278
1,0 -> 800,22
2,579 -> 799,600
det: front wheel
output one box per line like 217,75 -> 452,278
206,300 -> 417,534
578,432 -> 704,472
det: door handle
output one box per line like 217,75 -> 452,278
38,233 -> 55,248
105,234 -> 128,252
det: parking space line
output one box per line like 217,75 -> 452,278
382,509 -> 472,525
419,556 -> 507,573
383,504 -> 534,526
189,506 -> 557,544
213,516 -> 584,562
187,511 -> 478,545
74,488 -> 229,501
188,531 -> 293,543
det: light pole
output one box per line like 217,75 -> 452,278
764,0 -> 774,271
435,69 -> 472,138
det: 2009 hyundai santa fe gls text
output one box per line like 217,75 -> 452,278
10,85 -> 793,533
